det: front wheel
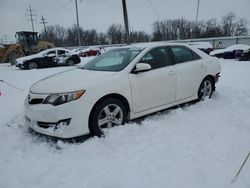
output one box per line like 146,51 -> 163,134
89,98 -> 128,137
28,62 -> 38,70
198,78 -> 214,101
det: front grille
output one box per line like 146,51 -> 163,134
37,119 -> 71,129
29,98 -> 44,104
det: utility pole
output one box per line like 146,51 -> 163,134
75,0 -> 81,46
195,0 -> 200,38
122,0 -> 130,45
25,5 -> 37,32
0,37 -> 3,44
4,35 -> 8,44
40,16 -> 48,38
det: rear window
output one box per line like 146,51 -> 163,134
170,46 -> 201,64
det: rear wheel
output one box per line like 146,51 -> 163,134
198,78 -> 213,100
89,98 -> 128,137
67,60 -> 75,66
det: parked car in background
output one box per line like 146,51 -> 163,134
188,42 -> 213,54
24,43 -> 220,139
209,44 -> 250,59
238,48 -> 250,61
79,47 -> 101,57
16,48 -> 81,69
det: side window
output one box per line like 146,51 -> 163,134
170,46 -> 201,64
140,47 -> 171,69
58,50 -> 67,57
46,50 -> 56,56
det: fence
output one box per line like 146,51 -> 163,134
170,36 -> 250,49
67,35 -> 250,50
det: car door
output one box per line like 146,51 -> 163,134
43,50 -> 57,67
56,50 -> 69,65
129,47 -> 176,113
169,46 -> 206,101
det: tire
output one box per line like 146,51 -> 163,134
28,62 -> 38,70
198,78 -> 214,101
67,60 -> 75,66
89,98 -> 128,137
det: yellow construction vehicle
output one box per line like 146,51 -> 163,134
0,31 -> 54,65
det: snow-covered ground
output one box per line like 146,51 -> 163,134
0,59 -> 250,188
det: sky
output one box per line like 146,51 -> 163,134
0,0 -> 250,43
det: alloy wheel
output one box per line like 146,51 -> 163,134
97,104 -> 123,134
200,79 -> 212,100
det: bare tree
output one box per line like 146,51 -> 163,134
235,18 -> 248,36
40,24 -> 67,46
107,24 -> 125,44
130,31 -> 150,43
221,12 -> 236,36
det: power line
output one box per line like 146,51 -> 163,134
147,0 -> 160,20
34,0 -> 58,13
25,5 -> 37,32
42,1 -> 73,17
39,1 -> 71,15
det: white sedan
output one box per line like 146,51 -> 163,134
25,43 -> 221,138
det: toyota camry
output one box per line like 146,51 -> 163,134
25,43 -> 221,138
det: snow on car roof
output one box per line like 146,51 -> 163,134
40,47 -> 69,54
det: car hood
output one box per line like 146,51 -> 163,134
209,49 -> 225,56
30,68 -> 117,93
210,45 -> 250,56
16,53 -> 42,64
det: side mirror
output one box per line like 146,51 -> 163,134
132,63 -> 151,73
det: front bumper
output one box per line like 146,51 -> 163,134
16,63 -> 23,69
24,94 -> 93,138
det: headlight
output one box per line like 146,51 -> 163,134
43,90 -> 85,106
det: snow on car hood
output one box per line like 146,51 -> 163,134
16,53 -> 43,65
30,68 -> 116,93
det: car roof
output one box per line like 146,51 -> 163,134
108,42 -> 190,50
41,47 -> 69,54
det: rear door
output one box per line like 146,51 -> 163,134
56,50 -> 69,65
169,46 -> 206,101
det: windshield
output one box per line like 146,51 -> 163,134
82,48 -> 142,72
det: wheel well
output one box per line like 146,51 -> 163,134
88,93 -> 130,127
203,75 -> 215,90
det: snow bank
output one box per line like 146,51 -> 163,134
0,60 -> 250,188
